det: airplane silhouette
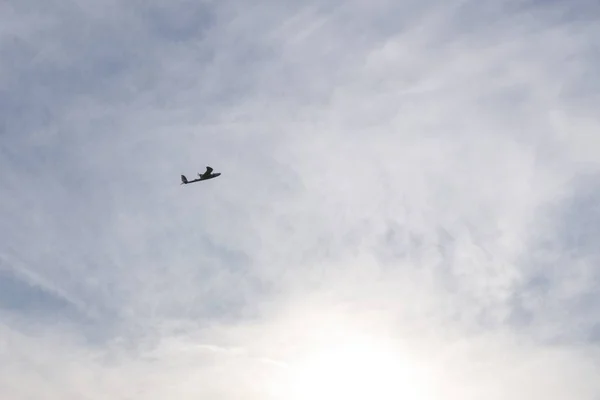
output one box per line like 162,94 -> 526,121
181,166 -> 221,184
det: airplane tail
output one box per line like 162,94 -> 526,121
181,174 -> 188,184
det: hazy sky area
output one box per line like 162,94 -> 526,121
1,0 -> 600,398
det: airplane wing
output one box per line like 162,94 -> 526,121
205,166 -> 213,175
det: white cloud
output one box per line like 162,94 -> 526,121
2,0 -> 600,398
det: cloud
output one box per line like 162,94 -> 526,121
1,0 -> 600,398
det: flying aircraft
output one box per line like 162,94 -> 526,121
181,166 -> 221,185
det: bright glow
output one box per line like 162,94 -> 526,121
279,333 -> 433,400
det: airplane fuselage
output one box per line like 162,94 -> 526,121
182,173 -> 221,184
200,173 -> 221,180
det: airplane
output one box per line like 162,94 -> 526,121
181,166 -> 221,185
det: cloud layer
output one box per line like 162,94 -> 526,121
2,0 -> 600,398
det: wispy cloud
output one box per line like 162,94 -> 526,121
2,0 -> 600,398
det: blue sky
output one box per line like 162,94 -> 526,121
2,0 -> 600,398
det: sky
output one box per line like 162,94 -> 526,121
1,0 -> 600,398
